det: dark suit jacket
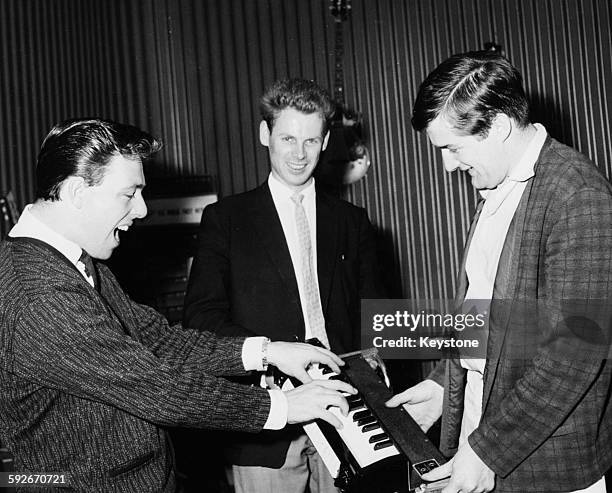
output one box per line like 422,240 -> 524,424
183,181 -> 384,467
430,136 -> 612,491
0,238 -> 271,492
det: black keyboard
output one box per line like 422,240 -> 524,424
282,351 -> 447,492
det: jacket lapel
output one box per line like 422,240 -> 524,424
481,177 -> 535,410
252,183 -> 301,303
454,199 -> 485,308
315,191 -> 338,313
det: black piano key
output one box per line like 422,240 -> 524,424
352,410 -> 371,421
339,355 -> 447,467
320,365 -> 334,375
373,439 -> 394,450
329,374 -> 349,383
347,394 -> 362,403
362,423 -> 381,433
357,415 -> 377,427
348,400 -> 365,412
368,433 -> 389,444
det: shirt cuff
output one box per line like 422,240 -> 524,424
263,389 -> 288,430
242,336 -> 267,371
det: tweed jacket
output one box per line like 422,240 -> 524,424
183,182 -> 384,467
430,136 -> 612,492
0,238 -> 271,492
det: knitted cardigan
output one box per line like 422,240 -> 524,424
0,238 -> 270,492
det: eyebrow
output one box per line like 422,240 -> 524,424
120,184 -> 145,191
278,131 -> 322,139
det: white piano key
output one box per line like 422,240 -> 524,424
307,364 -> 401,468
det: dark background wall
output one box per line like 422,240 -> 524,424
1,0 -> 611,301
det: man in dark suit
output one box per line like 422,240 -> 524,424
0,118 -> 356,492
184,79 -> 384,492
386,51 -> 612,492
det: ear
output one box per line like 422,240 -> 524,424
322,130 -> 330,151
59,176 -> 87,209
491,113 -> 512,142
259,120 -> 271,147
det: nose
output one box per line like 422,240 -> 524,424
441,149 -> 461,172
132,193 -> 148,219
294,142 -> 306,160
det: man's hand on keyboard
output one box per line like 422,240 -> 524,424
267,341 -> 344,383
384,379 -> 443,432
285,379 -> 357,428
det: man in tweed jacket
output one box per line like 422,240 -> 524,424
0,118 -> 355,492
387,51 -> 612,492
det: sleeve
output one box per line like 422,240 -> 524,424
183,203 -> 258,337
13,287 -> 271,432
263,389 -> 289,430
121,292 -> 249,377
427,360 -> 447,387
469,187 -> 612,477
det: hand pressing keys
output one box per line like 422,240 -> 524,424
267,341 -> 346,383
266,342 -> 357,428
285,378 -> 356,428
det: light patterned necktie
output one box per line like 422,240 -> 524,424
291,192 -> 329,348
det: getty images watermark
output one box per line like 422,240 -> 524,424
361,299 -> 612,360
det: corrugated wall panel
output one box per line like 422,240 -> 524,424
1,0 -> 611,302
342,0 -> 612,299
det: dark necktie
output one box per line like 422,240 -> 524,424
78,250 -> 98,289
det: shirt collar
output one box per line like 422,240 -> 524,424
508,122 -> 547,182
268,173 -> 316,203
9,204 -> 83,266
480,123 -> 547,201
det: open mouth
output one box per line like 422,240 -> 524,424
114,224 -> 130,242
287,162 -> 308,172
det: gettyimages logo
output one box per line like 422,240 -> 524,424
371,310 -> 486,332
361,299 -> 612,360
362,299 -> 489,359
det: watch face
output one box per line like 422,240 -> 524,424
261,338 -> 270,370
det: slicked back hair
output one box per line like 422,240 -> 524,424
36,118 -> 161,201
412,51 -> 530,137
260,78 -> 335,136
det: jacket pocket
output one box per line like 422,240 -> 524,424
107,450 -> 155,478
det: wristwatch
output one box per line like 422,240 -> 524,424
261,337 -> 271,371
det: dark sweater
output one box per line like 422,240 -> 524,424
0,238 -> 270,492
